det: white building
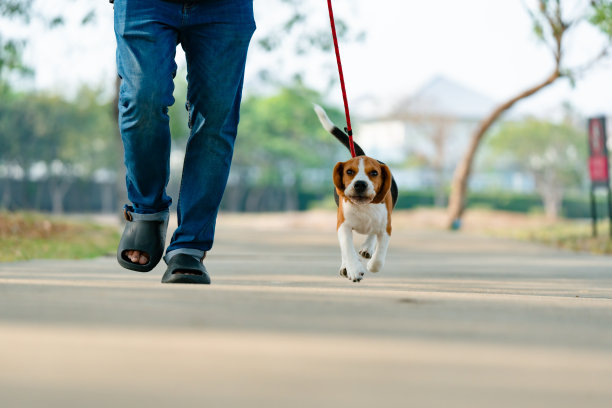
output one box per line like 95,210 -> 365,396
355,76 -> 534,193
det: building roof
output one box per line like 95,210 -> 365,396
389,75 -> 497,121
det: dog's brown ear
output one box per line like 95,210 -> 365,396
372,163 -> 392,204
333,162 -> 345,193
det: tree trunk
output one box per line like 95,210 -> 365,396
0,178 -> 11,210
49,176 -> 73,215
101,182 -> 115,213
542,190 -> 562,219
446,70 -> 561,228
223,170 -> 248,212
537,171 -> 563,220
284,188 -> 298,211
51,189 -> 64,214
245,187 -> 264,212
432,121 -> 449,207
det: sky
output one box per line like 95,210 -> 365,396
6,0 -> 612,120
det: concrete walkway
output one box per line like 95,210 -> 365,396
1,214 -> 611,408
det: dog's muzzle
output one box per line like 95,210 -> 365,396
353,180 -> 368,194
347,181 -> 374,204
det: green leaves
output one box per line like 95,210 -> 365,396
0,87 -> 117,177
233,83 -> 344,187
0,37 -> 30,73
80,10 -> 96,26
254,0 -> 364,85
486,116 -> 587,187
0,0 -> 33,22
0,0 -> 96,89
48,16 -> 65,29
590,0 -> 612,37
520,0 -> 612,93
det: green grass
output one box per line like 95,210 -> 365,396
0,211 -> 119,262
490,220 -> 612,255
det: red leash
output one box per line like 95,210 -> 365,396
327,0 -> 356,158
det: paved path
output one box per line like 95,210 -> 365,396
1,214 -> 611,408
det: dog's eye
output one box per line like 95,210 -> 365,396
346,169 -> 355,175
370,171 -> 379,177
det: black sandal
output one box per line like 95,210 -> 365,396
117,205 -> 169,272
162,254 -> 211,284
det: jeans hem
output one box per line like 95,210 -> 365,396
123,205 -> 169,221
164,248 -> 207,264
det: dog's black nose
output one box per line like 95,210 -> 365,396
353,180 -> 367,193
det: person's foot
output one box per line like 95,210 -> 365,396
166,253 -> 207,275
123,250 -> 149,265
173,269 -> 201,275
124,250 -> 200,274
162,254 -> 210,284
116,207 -> 169,272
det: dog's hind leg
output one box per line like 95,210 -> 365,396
359,234 -> 377,259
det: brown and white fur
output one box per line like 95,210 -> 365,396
314,105 -> 398,282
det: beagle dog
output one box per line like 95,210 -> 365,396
314,105 -> 398,282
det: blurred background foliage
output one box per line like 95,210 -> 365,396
485,107 -> 588,219
0,0 -> 611,221
0,76 -> 603,218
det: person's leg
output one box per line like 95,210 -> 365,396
164,0 -> 255,262
115,0 -> 181,266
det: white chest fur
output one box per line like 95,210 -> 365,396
342,199 -> 388,235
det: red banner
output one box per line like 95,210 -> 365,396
588,117 -> 609,186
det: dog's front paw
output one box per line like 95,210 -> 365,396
339,265 -> 348,278
359,236 -> 376,259
345,264 -> 366,282
359,249 -> 372,259
367,258 -> 384,273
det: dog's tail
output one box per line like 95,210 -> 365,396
313,104 -> 365,156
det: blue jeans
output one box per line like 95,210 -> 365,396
114,0 -> 255,259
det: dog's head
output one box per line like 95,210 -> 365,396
333,156 -> 392,205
